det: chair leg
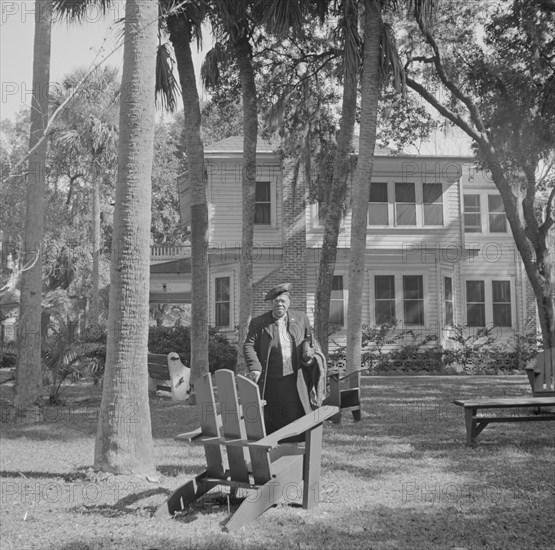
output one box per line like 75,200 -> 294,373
303,425 -> 323,509
156,471 -> 217,517
224,458 -> 304,532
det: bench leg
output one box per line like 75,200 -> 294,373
464,407 -> 474,446
464,407 -> 491,446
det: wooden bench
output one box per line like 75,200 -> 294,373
156,369 -> 339,531
323,370 -> 362,423
147,352 -> 190,401
453,397 -> 555,446
525,348 -> 555,397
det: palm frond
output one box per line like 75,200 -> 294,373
339,0 -> 362,79
201,42 -> 228,88
53,0 -> 113,23
259,0 -> 306,38
380,23 -> 406,93
155,42 -> 181,112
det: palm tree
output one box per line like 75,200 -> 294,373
50,67 -> 119,326
161,1 -> 210,389
346,0 -> 434,378
94,0 -> 159,474
14,0 -> 53,412
314,0 -> 361,356
15,0 -> 115,413
202,0 -> 260,373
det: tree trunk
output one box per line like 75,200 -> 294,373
235,35 -> 258,374
14,0 -> 52,411
167,16 -> 209,388
90,175 -> 100,325
346,0 -> 382,376
94,0 -> 157,474
484,155 -> 554,349
314,6 -> 358,356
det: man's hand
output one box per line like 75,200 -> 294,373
249,370 -> 261,383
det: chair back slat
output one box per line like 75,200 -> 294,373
236,375 -> 272,484
195,373 -> 225,478
214,370 -> 250,483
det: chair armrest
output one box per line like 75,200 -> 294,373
252,405 -> 340,449
174,427 -> 202,442
338,369 -> 363,383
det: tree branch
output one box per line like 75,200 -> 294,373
416,24 -> 489,137
405,77 -> 484,145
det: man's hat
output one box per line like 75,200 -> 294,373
264,283 -> 292,301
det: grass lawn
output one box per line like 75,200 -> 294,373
1,374 -> 554,550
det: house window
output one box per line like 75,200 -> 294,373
444,276 -> 453,326
374,275 -> 396,324
215,276 -> 230,328
492,280 -> 512,327
466,280 -> 486,327
254,181 -> 271,225
330,275 -> 345,326
403,275 -> 424,325
423,183 -> 443,225
488,195 -> 507,233
463,194 -> 482,232
395,182 -> 416,225
368,182 -> 389,225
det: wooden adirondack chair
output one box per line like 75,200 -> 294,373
323,370 -> 362,423
525,348 -> 555,397
158,369 -> 339,531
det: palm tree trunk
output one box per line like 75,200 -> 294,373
235,35 -> 258,374
167,15 -> 210,387
91,174 -> 100,325
346,0 -> 382,377
14,0 -> 52,412
314,4 -> 358,356
94,0 -> 157,474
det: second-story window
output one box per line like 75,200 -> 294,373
423,183 -> 443,225
395,182 -> 416,225
463,194 -> 482,232
254,181 -> 271,225
368,182 -> 389,225
488,195 -> 507,233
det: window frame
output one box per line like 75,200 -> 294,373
366,181 -> 446,228
212,273 -> 234,330
370,272 -> 428,327
254,181 -> 272,226
463,277 -> 514,328
443,275 -> 454,327
463,192 -> 508,235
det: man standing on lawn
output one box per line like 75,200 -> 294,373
243,283 -> 326,435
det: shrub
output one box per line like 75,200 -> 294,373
442,325 -> 497,374
148,325 -> 237,373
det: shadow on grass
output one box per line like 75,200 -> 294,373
76,487 -> 172,518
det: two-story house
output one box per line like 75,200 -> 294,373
150,136 -> 536,350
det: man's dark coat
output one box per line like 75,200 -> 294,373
243,310 -> 326,413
